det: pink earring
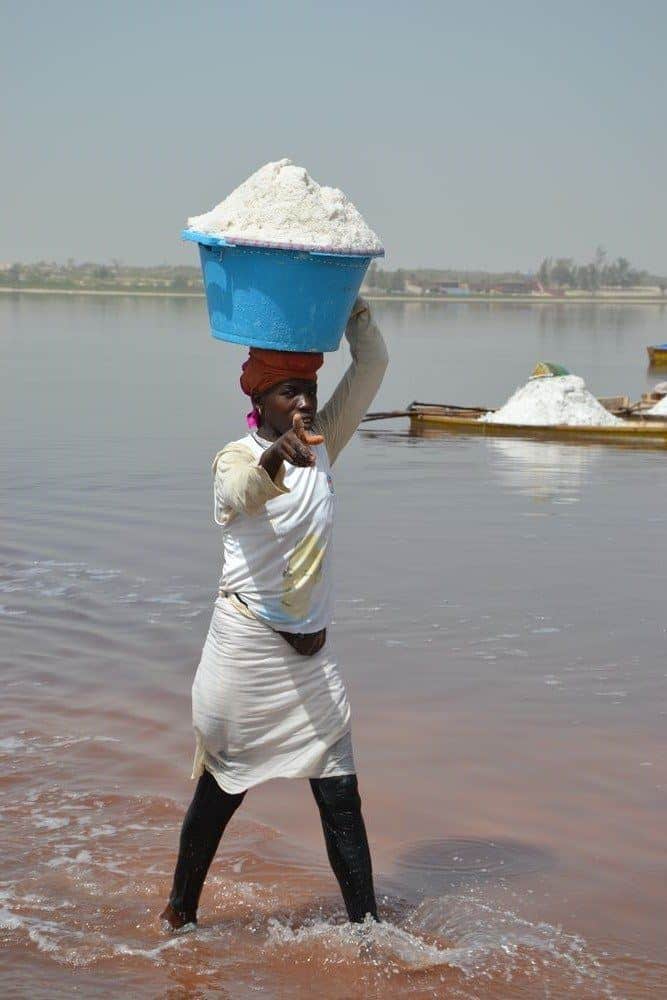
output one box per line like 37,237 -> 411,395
246,407 -> 261,429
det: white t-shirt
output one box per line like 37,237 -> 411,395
211,309 -> 389,634
216,433 -> 336,634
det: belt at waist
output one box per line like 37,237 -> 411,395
220,590 -> 326,657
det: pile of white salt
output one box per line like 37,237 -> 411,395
187,159 -> 383,254
647,394 -> 667,416
481,374 -> 624,427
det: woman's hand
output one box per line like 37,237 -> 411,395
292,412 -> 324,447
350,296 -> 370,323
346,296 -> 371,335
259,414 -> 324,479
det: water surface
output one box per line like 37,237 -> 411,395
2,295 -> 666,997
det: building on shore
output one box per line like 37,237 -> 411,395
428,281 -> 471,296
489,279 -> 541,295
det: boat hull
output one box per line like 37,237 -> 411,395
647,346 -> 667,366
408,409 -> 667,447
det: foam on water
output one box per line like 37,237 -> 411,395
265,911 -> 467,971
3,877 -> 617,997
0,558 -> 208,627
407,894 -> 616,989
0,720 -> 618,995
259,894 -> 618,997
0,809 -> 629,998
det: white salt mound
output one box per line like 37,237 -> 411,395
647,394 -> 667,415
187,159 -> 383,254
481,375 -> 624,427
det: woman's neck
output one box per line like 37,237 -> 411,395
255,423 -> 279,443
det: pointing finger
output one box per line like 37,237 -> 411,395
292,412 -> 324,446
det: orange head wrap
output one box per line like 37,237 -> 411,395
240,348 -> 324,398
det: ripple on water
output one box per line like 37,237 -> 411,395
393,837 -> 555,894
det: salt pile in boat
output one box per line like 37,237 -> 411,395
187,159 -> 383,254
481,374 -> 624,427
647,394 -> 667,415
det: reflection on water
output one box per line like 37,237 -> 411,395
533,302 -> 661,335
486,437 -> 598,501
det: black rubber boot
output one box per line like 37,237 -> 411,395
310,774 -> 379,923
164,768 -> 246,924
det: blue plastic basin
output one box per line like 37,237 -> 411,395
183,230 -> 384,352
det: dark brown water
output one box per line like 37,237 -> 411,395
2,294 -> 666,998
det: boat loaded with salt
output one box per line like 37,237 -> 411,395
363,363 -> 667,447
647,343 -> 667,366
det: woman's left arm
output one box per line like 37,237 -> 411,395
315,298 -> 389,465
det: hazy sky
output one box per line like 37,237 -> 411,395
3,1 -> 665,271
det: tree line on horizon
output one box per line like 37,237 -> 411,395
366,249 -> 664,293
1,251 -> 664,294
536,248 -> 658,291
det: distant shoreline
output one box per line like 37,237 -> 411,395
365,293 -> 667,305
1,287 -> 666,305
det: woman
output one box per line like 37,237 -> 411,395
161,297 -> 388,929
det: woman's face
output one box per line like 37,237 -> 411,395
256,379 -> 318,438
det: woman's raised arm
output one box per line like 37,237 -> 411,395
315,298 -> 389,465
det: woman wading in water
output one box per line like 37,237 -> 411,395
161,298 -> 388,928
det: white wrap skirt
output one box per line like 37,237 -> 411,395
191,596 -> 355,794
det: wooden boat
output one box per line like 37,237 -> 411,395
362,400 -> 667,447
647,344 -> 667,366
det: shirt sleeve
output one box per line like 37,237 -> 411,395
314,301 -> 389,465
212,442 -> 289,525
